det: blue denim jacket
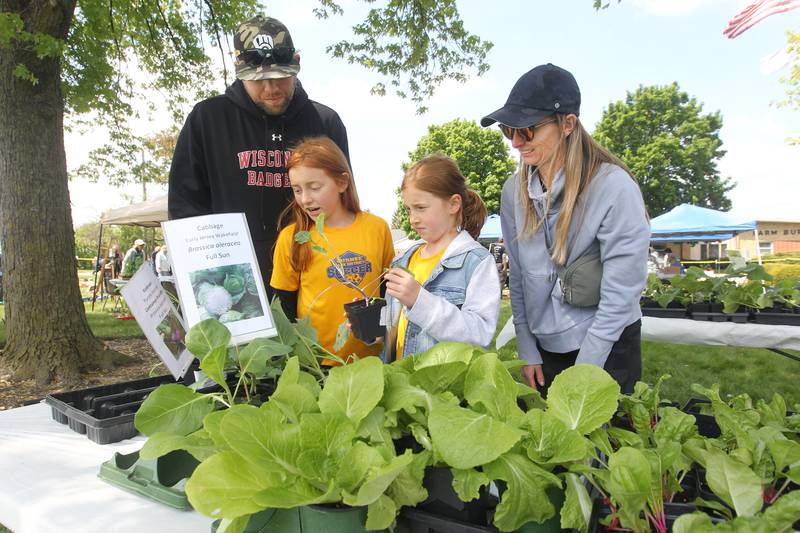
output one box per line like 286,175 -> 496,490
382,236 -> 494,361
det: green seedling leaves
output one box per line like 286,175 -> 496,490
428,400 -> 523,469
135,383 -> 216,436
139,429 -> 217,461
200,345 -> 230,394
483,453 -> 562,531
238,338 -> 293,376
186,450 -> 279,518
315,212 -> 326,236
270,297 -> 298,346
768,439 -> 800,484
523,409 -> 588,466
410,342 -> 476,395
606,447 -> 651,532
366,494 -> 397,530
294,231 -> 312,244
706,451 -> 763,517
333,319 -> 350,352
464,352 -> 524,423
451,468 -> 490,502
186,318 -> 231,358
342,450 -> 415,507
561,472 -> 593,533
318,356 -> 384,426
547,364 -> 620,434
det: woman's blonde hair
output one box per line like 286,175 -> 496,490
518,115 -> 635,265
403,154 -> 487,240
278,136 -> 360,271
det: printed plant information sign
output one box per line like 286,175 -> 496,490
163,213 -> 277,344
120,267 -> 194,379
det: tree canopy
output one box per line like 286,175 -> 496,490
393,119 -> 516,237
593,83 -> 733,217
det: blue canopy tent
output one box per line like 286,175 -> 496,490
479,214 -> 502,241
649,204 -> 760,263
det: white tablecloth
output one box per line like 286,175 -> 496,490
640,316 -> 800,351
495,316 -> 800,352
0,403 -> 211,533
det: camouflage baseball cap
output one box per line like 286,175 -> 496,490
234,16 -> 300,80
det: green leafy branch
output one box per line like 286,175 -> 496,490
0,12 -> 65,85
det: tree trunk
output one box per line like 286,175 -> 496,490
0,1 -> 128,384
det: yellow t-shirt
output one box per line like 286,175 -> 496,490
271,212 -> 395,363
396,245 -> 446,358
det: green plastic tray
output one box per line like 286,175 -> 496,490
98,448 -> 199,510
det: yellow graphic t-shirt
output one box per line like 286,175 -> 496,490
396,245 -> 446,358
271,212 -> 394,363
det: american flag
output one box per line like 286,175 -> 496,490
723,0 -> 800,39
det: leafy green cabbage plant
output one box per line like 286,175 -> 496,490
380,342 -> 622,532
177,355 -> 429,532
133,299 -> 348,464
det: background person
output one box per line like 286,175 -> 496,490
156,245 -> 172,277
270,137 -> 393,364
483,63 -> 649,394
168,15 -> 349,290
120,239 -> 146,279
382,154 -> 501,361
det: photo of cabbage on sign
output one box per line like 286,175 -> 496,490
162,213 -> 277,345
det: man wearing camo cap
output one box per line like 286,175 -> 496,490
168,15 -> 349,289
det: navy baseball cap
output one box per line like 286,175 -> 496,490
481,64 -> 581,128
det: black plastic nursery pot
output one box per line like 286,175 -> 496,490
670,469 -> 699,504
344,298 -> 387,343
587,499 -> 716,532
682,398 -> 721,439
752,303 -> 800,326
689,302 -> 726,322
724,305 -> 750,324
418,466 -> 497,526
640,298 -> 688,319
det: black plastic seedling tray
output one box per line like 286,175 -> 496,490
44,373 -> 236,444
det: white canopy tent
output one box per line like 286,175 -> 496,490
99,196 -> 168,227
92,196 -> 169,308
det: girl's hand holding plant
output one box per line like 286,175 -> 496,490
385,267 -> 422,308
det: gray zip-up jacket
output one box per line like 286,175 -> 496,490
383,231 -> 500,361
500,163 -> 649,367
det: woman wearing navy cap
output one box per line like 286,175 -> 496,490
482,64 -> 649,394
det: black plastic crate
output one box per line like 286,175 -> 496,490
45,373 -> 264,444
587,500 -> 721,532
752,310 -> 800,326
45,375 -> 182,444
397,508 -> 499,533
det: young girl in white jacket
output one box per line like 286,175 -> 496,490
382,154 -> 501,361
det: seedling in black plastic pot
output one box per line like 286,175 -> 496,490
294,213 -> 389,348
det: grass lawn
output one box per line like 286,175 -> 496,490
493,299 -> 800,407
0,302 -> 143,347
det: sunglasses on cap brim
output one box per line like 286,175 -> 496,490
498,117 -> 558,142
238,46 -> 296,67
